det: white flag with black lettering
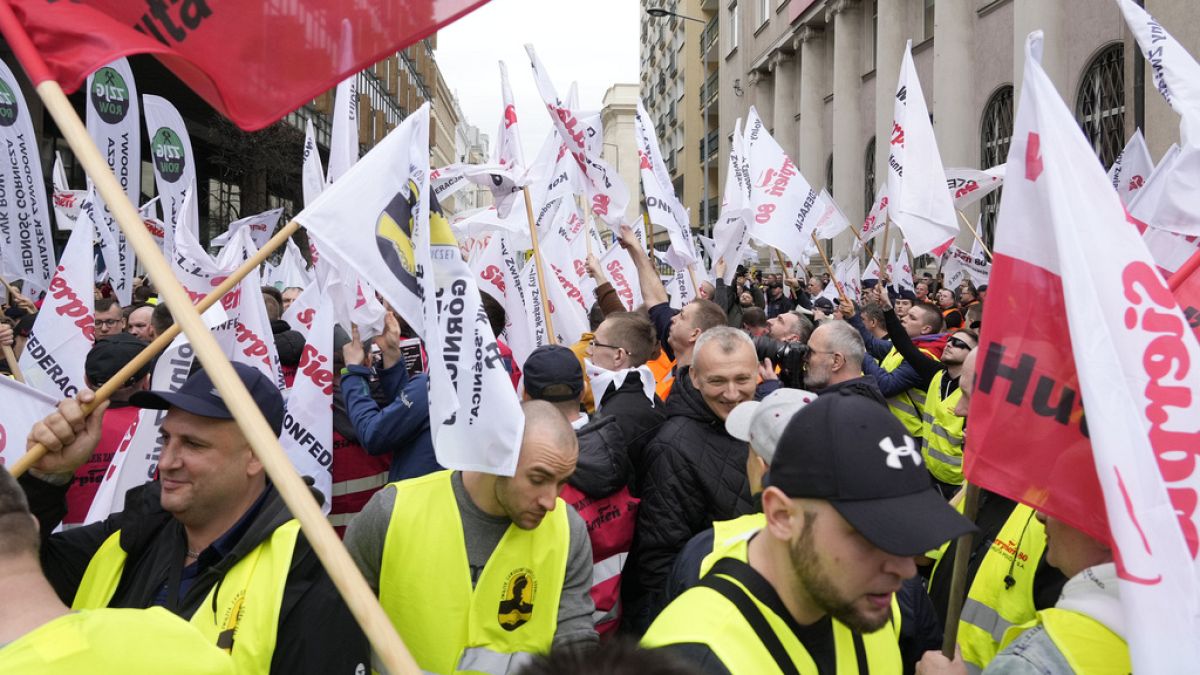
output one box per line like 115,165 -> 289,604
0,58 -> 55,294
144,96 -> 197,242
327,75 -> 358,184
1117,0 -> 1200,145
86,58 -> 139,306
745,107 -> 824,261
1107,129 -> 1154,205
713,118 -> 752,283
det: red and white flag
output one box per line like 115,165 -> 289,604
19,189 -> 95,399
494,61 -> 525,174
1107,129 -> 1154,205
281,289 -> 335,511
526,45 -> 629,227
712,117 -> 752,283
1170,250 -> 1200,343
599,244 -> 644,312
940,245 -> 991,289
968,33 -> 1200,672
745,107 -> 825,261
7,0 -> 493,131
886,41 -> 958,257
636,101 -> 697,268
857,184 -> 890,245
471,232 -> 536,365
1126,144 -> 1200,275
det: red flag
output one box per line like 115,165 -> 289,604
3,1 -> 491,130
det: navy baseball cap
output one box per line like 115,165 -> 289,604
131,362 -> 285,436
522,345 -> 584,402
769,390 -> 976,556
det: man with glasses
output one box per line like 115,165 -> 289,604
93,297 -> 126,339
802,320 -> 885,403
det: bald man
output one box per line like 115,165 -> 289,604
344,400 -> 597,673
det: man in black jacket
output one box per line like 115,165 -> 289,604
623,326 -> 759,634
585,311 -> 667,492
20,363 -> 369,674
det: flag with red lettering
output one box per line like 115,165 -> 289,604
19,188 -> 95,400
598,243 -> 644,312
886,245 -> 915,294
1107,129 -> 1154,205
211,207 -> 283,251
1117,0 -> 1200,145
215,227 -> 286,391
7,0 -> 494,131
744,107 -> 826,261
968,33 -> 1200,672
944,167 -> 1004,211
471,233 -> 536,366
858,184 -> 890,244
525,45 -> 629,227
636,101 -> 697,268
0,376 -> 57,467
887,41 -> 958,257
940,245 -> 990,289
495,61 -> 525,173
281,289 -> 334,511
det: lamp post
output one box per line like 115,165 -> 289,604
646,6 -> 710,239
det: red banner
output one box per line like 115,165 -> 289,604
5,0 -> 491,130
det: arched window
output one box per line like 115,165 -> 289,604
979,85 -> 1014,246
1076,43 -> 1125,169
864,136 -> 876,214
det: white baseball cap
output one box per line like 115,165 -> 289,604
725,387 -> 818,465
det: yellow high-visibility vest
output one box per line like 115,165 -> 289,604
882,348 -> 929,436
1000,607 -> 1130,675
920,370 -> 965,485
378,470 -> 570,675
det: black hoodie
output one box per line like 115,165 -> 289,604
620,366 -> 755,634
22,475 -> 369,674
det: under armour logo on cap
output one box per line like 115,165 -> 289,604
879,435 -> 922,469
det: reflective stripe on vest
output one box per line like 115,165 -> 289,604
456,646 -> 536,675
593,552 -> 627,587
956,504 -> 1047,671
73,520 -> 300,674
642,565 -> 902,673
881,348 -> 929,436
920,370 -> 966,484
999,608 -> 1131,675
332,470 -> 389,497
378,471 -> 568,675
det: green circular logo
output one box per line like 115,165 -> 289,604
151,127 -> 186,183
90,67 -> 130,124
0,79 -> 20,128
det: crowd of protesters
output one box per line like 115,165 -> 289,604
0,226 -> 1120,675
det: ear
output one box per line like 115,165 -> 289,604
762,487 -> 798,540
245,444 -> 264,477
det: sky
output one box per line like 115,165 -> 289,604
436,0 -> 640,163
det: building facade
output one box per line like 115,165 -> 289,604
708,0 -> 1199,255
641,0 -> 721,238
601,83 -> 643,230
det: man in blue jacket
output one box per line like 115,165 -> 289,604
339,312 -> 441,481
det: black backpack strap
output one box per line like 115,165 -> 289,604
698,560 -> 802,675
851,630 -> 869,674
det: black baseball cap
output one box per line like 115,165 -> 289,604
86,333 -> 152,388
813,297 -> 835,312
768,390 -> 976,556
131,362 -> 285,436
522,345 -> 584,402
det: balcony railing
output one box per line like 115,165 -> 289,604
699,130 -> 719,161
700,71 -> 719,107
700,17 -> 718,55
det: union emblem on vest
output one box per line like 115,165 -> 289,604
498,568 -> 537,631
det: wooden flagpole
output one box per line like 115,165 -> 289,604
848,221 -> 887,276
522,186 -> 557,344
10,219 -> 301,476
0,7 -> 420,673
810,233 -> 851,307
941,483 -> 981,658
956,210 -> 993,260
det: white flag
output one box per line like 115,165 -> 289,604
745,107 -> 824,261
0,58 -> 55,294
86,58 -> 140,306
598,243 -> 645,312
991,32 -> 1200,672
495,61 -> 526,173
281,290 -> 334,511
886,41 -> 958,257
858,185 -> 890,244
526,45 -> 630,227
940,245 -> 990,289
218,227 -> 285,391
327,75 -> 359,184
211,207 -> 284,251
887,246 -> 915,293
471,233 -> 536,366
1116,0 -> 1200,145
51,153 -> 84,232
944,167 -> 1004,211
1107,129 -> 1154,205
1126,144 -> 1200,273
299,105 -> 524,474
0,377 -> 57,467
144,96 -> 198,240
19,191 -> 95,399
862,256 -> 881,282
302,118 -> 325,208
636,101 -> 696,267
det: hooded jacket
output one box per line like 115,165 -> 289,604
22,475 -> 369,674
621,367 -> 755,634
